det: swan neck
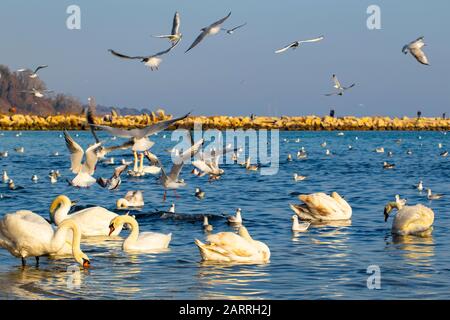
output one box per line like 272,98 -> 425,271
121,215 -> 139,244
51,220 -> 82,256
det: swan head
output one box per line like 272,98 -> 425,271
116,198 -> 129,209
384,202 -> 400,222
49,195 -> 75,223
74,251 -> 91,269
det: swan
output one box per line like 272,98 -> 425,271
49,195 -> 122,236
0,210 -> 90,267
290,191 -> 352,221
195,225 -> 270,263
291,215 -> 310,232
227,208 -> 242,224
116,191 -> 144,209
109,215 -> 171,252
384,202 -> 434,236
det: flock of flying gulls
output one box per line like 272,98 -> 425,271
0,11 -> 442,269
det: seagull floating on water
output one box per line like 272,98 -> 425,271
427,189 -> 443,200
227,208 -> 242,224
275,35 -> 324,54
291,215 -> 310,232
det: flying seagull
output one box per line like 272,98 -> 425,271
86,97 -> 134,159
158,136 -> 204,201
108,39 -> 180,71
91,112 -> 190,152
152,11 -> 182,44
20,88 -> 53,98
275,36 -> 324,54
402,36 -> 429,65
63,130 -> 102,187
222,22 -> 247,34
97,164 -> 128,190
324,74 -> 355,96
17,65 -> 48,78
185,12 -> 231,53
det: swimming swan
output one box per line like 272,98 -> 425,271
0,210 -> 90,267
384,202 -> 434,236
49,195 -> 122,237
194,226 -> 270,263
289,191 -> 352,221
109,215 -> 172,252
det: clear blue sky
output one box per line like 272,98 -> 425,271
1,0 -> 449,117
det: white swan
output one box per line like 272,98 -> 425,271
49,195 -> 122,237
384,202 -> 434,236
109,215 -> 171,252
116,191 -> 144,209
291,215 -> 310,232
290,192 -> 352,221
195,226 -> 270,263
0,210 -> 90,267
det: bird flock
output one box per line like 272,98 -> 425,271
0,10 -> 443,270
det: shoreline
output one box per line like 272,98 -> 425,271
0,113 -> 449,131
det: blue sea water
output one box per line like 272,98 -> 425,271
0,130 -> 449,300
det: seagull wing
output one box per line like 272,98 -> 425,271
332,74 -> 341,89
185,30 -> 208,53
409,37 -> 425,49
230,22 -> 247,32
33,65 -> 48,74
153,38 -> 181,57
138,112 -> 190,138
343,83 -> 356,90
324,92 -> 339,96
64,130 -> 84,174
209,11 -> 232,28
172,11 -> 180,35
103,140 -> 134,153
410,47 -> 429,65
108,49 -> 147,60
275,42 -> 297,54
91,124 -> 139,138
83,142 -> 101,175
113,164 -> 128,178
144,151 -> 159,165
86,99 -> 100,143
168,163 -> 184,181
298,35 -> 324,43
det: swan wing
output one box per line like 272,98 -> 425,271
69,207 -> 119,236
206,232 -> 259,257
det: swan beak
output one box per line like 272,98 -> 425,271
108,224 -> 115,236
82,259 -> 91,269
384,208 -> 389,222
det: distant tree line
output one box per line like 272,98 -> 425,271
0,64 -> 152,116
